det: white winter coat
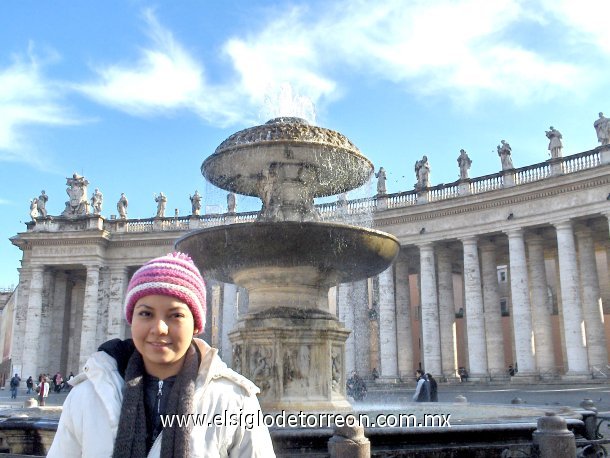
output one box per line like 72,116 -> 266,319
47,339 -> 275,457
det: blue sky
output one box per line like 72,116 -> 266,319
1,0 -> 609,287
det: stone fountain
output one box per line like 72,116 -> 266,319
176,117 -> 400,412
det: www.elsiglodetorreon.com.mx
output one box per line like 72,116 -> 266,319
160,411 -> 452,429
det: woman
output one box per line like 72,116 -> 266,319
48,252 -> 274,457
38,376 -> 50,406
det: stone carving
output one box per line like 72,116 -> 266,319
331,347 -> 342,392
61,173 -> 90,218
37,190 -> 48,218
117,193 -> 128,219
457,149 -> 472,180
415,155 -> 431,189
497,140 -> 514,170
375,167 -> 387,195
189,190 -> 202,216
250,346 -> 272,397
256,166 -> 281,221
283,345 -> 311,395
233,345 -> 242,373
29,198 -> 39,220
90,189 -> 103,215
155,192 -> 167,218
215,117 -> 360,156
594,112 -> 610,146
546,126 -> 563,159
227,192 -> 236,213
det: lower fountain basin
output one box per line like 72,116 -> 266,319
175,221 -> 400,285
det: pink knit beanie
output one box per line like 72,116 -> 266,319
124,252 -> 206,331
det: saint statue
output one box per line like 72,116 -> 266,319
155,192 -> 167,218
30,198 -> 39,220
594,112 -> 610,146
91,189 -> 103,215
457,149 -> 472,180
117,193 -> 128,219
190,190 -> 202,216
497,140 -> 514,170
375,167 -> 387,195
37,190 -> 48,218
546,126 -> 563,159
414,155 -> 430,189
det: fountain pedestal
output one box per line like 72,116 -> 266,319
229,308 -> 351,412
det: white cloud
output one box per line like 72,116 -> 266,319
0,46 -> 81,164
75,1 -> 605,125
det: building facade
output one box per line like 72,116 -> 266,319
8,146 -> 610,382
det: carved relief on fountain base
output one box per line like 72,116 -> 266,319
228,308 -> 352,412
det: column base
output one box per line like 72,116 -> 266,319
510,373 -> 539,384
560,372 -> 592,382
373,376 -> 401,385
460,373 -> 490,382
442,374 -> 462,384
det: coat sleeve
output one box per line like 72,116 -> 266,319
412,379 -> 422,401
228,393 -> 275,458
47,390 -> 83,458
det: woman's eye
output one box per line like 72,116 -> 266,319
137,311 -> 151,317
173,313 -> 185,319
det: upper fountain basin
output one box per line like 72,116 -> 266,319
175,221 -> 400,285
202,117 -> 374,198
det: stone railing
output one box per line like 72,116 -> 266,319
27,148 -> 606,235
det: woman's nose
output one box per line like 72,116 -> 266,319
152,319 -> 169,334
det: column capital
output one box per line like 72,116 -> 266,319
479,238 -> 497,252
573,223 -> 593,237
524,232 -> 545,246
417,241 -> 435,252
553,220 -> 573,232
460,235 -> 479,246
504,227 -> 524,238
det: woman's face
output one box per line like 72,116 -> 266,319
131,294 -> 199,379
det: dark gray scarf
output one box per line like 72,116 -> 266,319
112,344 -> 199,458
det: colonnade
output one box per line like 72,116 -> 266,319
340,215 -> 610,380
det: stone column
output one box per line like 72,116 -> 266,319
221,283 -> 238,365
107,266 -> 129,340
338,283 -> 355,375
479,239 -> 505,376
436,244 -> 458,378
461,237 -> 488,378
418,243 -> 441,375
48,270 -> 68,374
352,280 -> 371,377
526,234 -> 556,375
378,266 -> 398,378
554,221 -> 589,375
575,225 -> 608,370
506,228 -> 536,375
395,258 -> 414,379
78,265 -> 101,372
22,266 -> 45,378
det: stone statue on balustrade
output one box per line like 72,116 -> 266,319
29,198 -> 39,220
117,193 -> 128,219
457,149 -> 472,180
594,112 -> 610,146
414,155 -> 431,190
37,190 -> 48,217
190,190 -> 202,216
375,167 -> 387,195
90,189 -> 103,215
61,173 -> 90,218
497,140 -> 514,170
227,192 -> 236,213
546,126 -> 563,159
155,192 -> 167,218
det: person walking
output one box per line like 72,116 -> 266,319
9,373 -> 20,399
426,373 -> 438,402
26,376 -> 33,394
413,369 -> 430,402
48,252 -> 274,457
